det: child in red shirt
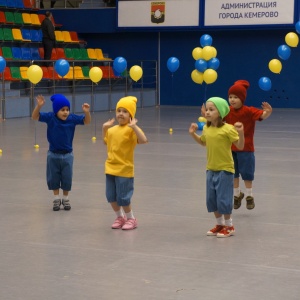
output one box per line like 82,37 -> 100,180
225,80 -> 272,210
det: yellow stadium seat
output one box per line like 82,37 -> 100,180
12,28 -> 31,42
54,31 -> 64,43
59,66 -> 74,79
87,48 -> 97,60
20,67 -> 29,80
95,48 -> 112,61
62,31 -> 77,43
74,66 -> 86,79
22,13 -> 32,25
30,14 -> 41,26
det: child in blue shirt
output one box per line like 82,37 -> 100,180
32,94 -> 91,211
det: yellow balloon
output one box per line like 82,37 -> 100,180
191,69 -> 203,84
27,65 -> 43,84
129,65 -> 143,82
210,46 -> 217,58
192,47 -> 203,60
89,67 -> 103,83
268,59 -> 282,74
285,32 -> 299,47
203,69 -> 218,84
202,46 -> 214,61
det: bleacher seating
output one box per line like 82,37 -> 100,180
0,1 -> 115,86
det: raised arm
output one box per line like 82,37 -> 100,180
32,94 -> 45,120
261,102 -> 272,120
232,122 -> 244,150
128,118 -> 148,144
189,123 -> 206,146
102,118 -> 115,144
82,103 -> 91,125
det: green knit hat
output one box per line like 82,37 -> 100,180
206,97 -> 230,119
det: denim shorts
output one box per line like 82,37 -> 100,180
46,151 -> 73,191
206,170 -> 234,214
106,174 -> 134,207
232,151 -> 255,181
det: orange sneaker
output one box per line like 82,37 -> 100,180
207,225 -> 224,236
217,226 -> 235,238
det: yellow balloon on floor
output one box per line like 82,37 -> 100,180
192,47 -> 203,60
268,59 -> 282,74
191,69 -> 203,84
285,32 -> 299,47
203,69 -> 218,84
89,67 -> 103,83
27,65 -> 43,84
130,65 -> 143,82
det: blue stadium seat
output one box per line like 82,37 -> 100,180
21,29 -> 31,41
30,29 -> 42,42
0,0 -> 7,6
30,48 -> 41,60
21,47 -> 31,60
6,0 -> 16,8
15,0 -> 24,8
12,47 -> 22,60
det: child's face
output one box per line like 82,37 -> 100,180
229,94 -> 243,109
56,106 -> 70,121
116,107 -> 131,125
205,102 -> 220,124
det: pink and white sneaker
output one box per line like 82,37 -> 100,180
111,216 -> 127,229
122,218 -> 137,230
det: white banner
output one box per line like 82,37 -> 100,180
118,0 -> 200,27
205,0 -> 294,26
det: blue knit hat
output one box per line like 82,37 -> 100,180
50,94 -> 70,114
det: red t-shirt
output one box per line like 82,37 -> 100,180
224,106 -> 263,152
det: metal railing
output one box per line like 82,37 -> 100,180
0,59 -> 158,119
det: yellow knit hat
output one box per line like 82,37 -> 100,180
116,96 -> 137,118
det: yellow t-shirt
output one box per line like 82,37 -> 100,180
200,123 -> 239,173
104,124 -> 138,177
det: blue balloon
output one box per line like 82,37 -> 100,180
207,57 -> 220,70
54,59 -> 70,77
295,21 -> 300,34
167,57 -> 180,73
200,34 -> 213,47
0,56 -> 6,73
113,67 -> 121,77
197,121 -> 205,131
113,57 -> 127,73
277,45 -> 291,60
195,59 -> 207,73
258,77 -> 272,91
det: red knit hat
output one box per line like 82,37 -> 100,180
228,80 -> 250,103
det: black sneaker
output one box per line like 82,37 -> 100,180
246,196 -> 255,210
62,199 -> 71,211
53,199 -> 61,211
234,192 -> 244,209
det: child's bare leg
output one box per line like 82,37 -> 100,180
52,189 -> 61,211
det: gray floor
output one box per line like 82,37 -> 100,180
0,106 -> 299,300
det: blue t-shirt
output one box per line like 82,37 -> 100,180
39,112 -> 85,152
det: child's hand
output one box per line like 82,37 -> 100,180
128,118 -> 138,128
201,103 -> 206,117
82,103 -> 90,112
234,122 -> 244,133
189,123 -> 198,134
261,102 -> 272,113
35,94 -> 45,107
103,118 -> 115,128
